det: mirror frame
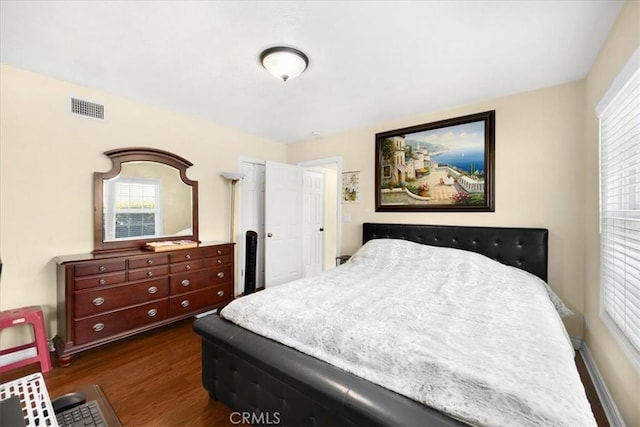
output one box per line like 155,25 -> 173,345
93,147 -> 199,254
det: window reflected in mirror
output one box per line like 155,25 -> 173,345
103,161 -> 192,242
104,176 -> 161,240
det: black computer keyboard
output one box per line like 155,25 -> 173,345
55,400 -> 106,427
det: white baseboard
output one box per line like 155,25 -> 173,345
570,335 -> 583,350
579,344 -> 626,427
0,347 -> 37,367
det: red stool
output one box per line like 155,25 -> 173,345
0,306 -> 52,374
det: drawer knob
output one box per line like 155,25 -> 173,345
147,271 -> 154,277
92,297 -> 105,306
148,286 -> 158,294
217,272 -> 225,279
181,300 -> 190,308
217,290 -> 225,297
185,264 -> 191,270
217,259 -> 222,264
217,250 -> 222,255
148,308 -> 158,317
181,279 -> 190,287
98,279 -> 107,285
93,323 -> 105,332
98,265 -> 106,272
147,259 -> 154,265
185,254 -> 191,260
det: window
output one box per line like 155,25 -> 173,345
104,177 -> 162,241
598,47 -> 640,356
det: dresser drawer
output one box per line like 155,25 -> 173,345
170,265 -> 232,294
206,265 -> 233,286
128,265 -> 169,281
170,270 -> 206,294
170,259 -> 203,273
74,300 -> 168,345
169,250 -> 202,263
168,284 -> 232,317
75,260 -> 126,277
128,254 -> 169,269
202,245 -> 232,258
74,278 -> 169,317
75,271 -> 127,290
203,254 -> 232,268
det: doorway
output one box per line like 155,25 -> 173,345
236,157 -> 342,294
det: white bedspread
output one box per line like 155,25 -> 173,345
221,239 -> 596,427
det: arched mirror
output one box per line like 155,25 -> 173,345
93,147 -> 198,254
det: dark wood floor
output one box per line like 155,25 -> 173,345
1,318 -> 609,426
0,318 -> 235,427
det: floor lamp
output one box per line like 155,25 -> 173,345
221,172 -> 245,243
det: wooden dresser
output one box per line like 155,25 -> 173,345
54,241 -> 234,366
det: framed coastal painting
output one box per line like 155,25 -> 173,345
375,110 -> 495,212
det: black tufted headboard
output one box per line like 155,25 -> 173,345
362,223 -> 549,281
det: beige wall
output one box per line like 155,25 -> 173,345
289,81 -> 587,337
584,1 -> 640,426
0,64 -> 287,344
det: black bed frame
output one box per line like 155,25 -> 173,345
361,223 -> 548,281
193,223 -> 549,426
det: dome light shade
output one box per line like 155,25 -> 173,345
260,47 -> 309,82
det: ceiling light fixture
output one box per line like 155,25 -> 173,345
260,46 -> 309,82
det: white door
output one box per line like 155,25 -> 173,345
303,169 -> 324,277
264,161 -> 303,287
239,160 -> 265,294
298,157 -> 342,271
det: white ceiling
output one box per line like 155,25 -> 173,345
0,1 -> 624,144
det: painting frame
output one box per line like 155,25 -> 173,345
375,110 -> 495,212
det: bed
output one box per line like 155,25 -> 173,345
193,223 -> 595,426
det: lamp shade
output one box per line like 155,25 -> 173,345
260,47 -> 309,82
221,172 -> 245,181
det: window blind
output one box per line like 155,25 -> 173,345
103,177 -> 162,240
599,60 -> 640,355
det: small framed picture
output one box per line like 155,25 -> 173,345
342,171 -> 360,204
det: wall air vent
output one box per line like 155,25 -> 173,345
71,98 -> 104,119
